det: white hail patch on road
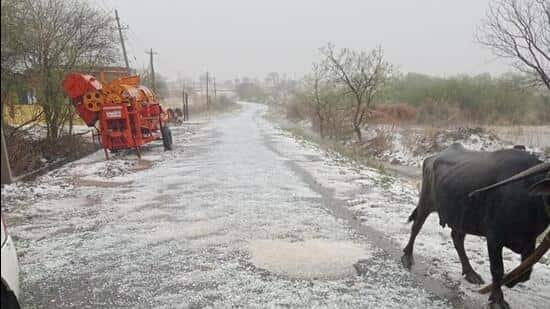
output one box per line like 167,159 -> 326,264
248,239 -> 370,279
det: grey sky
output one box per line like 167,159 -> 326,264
98,0 -> 509,81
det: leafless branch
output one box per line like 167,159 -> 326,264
319,43 -> 392,141
7,110 -> 44,138
478,0 -> 550,90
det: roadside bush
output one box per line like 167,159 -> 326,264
285,100 -> 308,121
365,129 -> 392,156
385,73 -> 549,125
373,103 -> 417,123
5,127 -> 44,176
415,99 -> 464,125
186,94 -> 239,115
210,95 -> 239,112
324,105 -> 355,139
235,82 -> 266,102
4,126 -> 99,177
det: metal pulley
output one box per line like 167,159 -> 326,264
82,90 -> 104,112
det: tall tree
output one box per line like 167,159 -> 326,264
1,0 -> 26,114
305,63 -> 338,138
17,0 -> 117,140
478,0 -> 550,90
321,43 -> 392,141
1,0 -> 43,136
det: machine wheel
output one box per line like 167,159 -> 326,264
161,126 -> 173,151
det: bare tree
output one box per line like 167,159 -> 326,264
311,64 -> 327,138
478,0 -> 550,90
1,0 -> 26,121
321,43 -> 392,141
305,63 -> 339,138
263,72 -> 298,105
16,0 -> 117,140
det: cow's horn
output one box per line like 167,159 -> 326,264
469,162 -> 550,197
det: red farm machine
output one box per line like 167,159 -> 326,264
62,73 -> 173,159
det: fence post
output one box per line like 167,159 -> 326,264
184,93 -> 189,121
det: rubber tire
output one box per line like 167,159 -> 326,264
161,126 -> 173,151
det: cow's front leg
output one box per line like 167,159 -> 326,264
487,234 -> 510,309
451,230 -> 484,284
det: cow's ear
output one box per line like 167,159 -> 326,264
528,179 -> 550,196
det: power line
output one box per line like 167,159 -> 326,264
122,36 -> 140,69
126,26 -> 149,70
128,26 -> 146,50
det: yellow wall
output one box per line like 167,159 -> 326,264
3,104 -> 85,126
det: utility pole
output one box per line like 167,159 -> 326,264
199,77 -> 203,105
181,82 -> 189,121
185,92 -> 189,121
206,71 -> 210,110
182,83 -> 189,121
213,76 -> 217,104
145,48 -> 157,92
115,9 -> 130,73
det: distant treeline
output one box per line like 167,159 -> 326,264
233,43 -> 549,134
238,70 -> 550,134
384,73 -> 550,125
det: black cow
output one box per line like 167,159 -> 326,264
401,143 -> 549,309
470,161 -> 550,296
471,161 -> 550,204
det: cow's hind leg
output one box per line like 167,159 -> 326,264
402,207 -> 431,269
451,230 -> 484,284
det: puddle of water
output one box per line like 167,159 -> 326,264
248,239 -> 369,279
131,159 -> 153,171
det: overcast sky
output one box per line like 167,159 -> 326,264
98,0 -> 510,81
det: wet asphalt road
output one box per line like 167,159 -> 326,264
6,103 -> 460,308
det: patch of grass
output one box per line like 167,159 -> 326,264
284,123 -> 387,172
378,174 -> 394,190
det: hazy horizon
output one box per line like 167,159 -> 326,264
98,0 -> 511,81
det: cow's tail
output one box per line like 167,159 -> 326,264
407,208 -> 418,223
